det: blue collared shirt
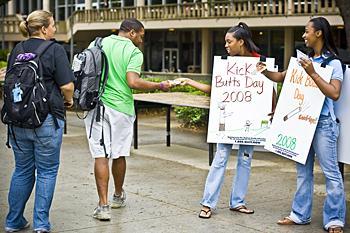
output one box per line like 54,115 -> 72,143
311,52 -> 343,120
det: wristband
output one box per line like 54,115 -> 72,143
159,82 -> 164,90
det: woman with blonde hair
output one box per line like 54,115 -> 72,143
4,10 -> 74,233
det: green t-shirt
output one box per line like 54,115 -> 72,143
90,35 -> 143,116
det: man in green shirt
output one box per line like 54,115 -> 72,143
84,18 -> 171,221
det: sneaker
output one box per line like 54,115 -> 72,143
93,204 -> 111,221
111,190 -> 126,208
5,222 -> 30,232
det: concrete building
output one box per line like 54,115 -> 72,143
0,0 -> 347,73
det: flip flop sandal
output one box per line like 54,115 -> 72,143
230,205 -> 254,214
198,208 -> 212,219
277,217 -> 298,225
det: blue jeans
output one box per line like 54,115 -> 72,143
5,114 -> 64,232
201,144 -> 254,209
289,115 -> 346,229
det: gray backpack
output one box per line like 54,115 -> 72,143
72,37 -> 109,157
72,37 -> 109,112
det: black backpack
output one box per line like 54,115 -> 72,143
72,37 -> 109,113
1,40 -> 54,129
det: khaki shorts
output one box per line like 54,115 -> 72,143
84,104 -> 135,159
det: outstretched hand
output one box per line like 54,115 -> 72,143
174,78 -> 190,86
159,80 -> 172,92
256,62 -> 267,74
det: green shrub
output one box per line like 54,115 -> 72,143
0,49 -> 9,62
0,61 -> 7,69
174,106 -> 208,129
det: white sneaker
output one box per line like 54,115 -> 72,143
93,204 -> 111,221
111,190 -> 126,208
5,222 -> 30,232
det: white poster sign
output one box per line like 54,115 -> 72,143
207,56 -> 275,145
335,65 -> 350,164
264,57 -> 333,164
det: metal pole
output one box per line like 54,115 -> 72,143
133,101 -> 138,149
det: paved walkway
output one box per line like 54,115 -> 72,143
0,111 -> 349,233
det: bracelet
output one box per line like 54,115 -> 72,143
159,82 -> 164,90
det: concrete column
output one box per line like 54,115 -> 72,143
193,30 -> 197,66
284,27 -> 294,70
7,0 -> 15,15
136,0 -> 144,7
85,0 -> 92,10
201,28 -> 210,74
64,0 -> 68,19
28,0 -> 33,12
43,0 -> 50,11
55,0 -> 58,20
19,0 -> 24,13
37,0 -> 42,10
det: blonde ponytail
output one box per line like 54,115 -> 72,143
19,10 -> 53,38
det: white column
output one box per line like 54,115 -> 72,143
284,28 -> 294,70
136,0 -> 144,6
201,29 -> 210,74
85,0 -> 92,10
43,0 -> 50,11
7,0 -> 15,15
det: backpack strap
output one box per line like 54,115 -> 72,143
320,54 -> 346,73
34,40 -> 55,57
94,37 -> 103,48
17,42 -> 25,55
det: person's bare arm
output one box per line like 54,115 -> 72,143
257,62 -> 286,83
299,57 -> 342,100
175,78 -> 211,94
60,82 -> 74,108
127,71 -> 171,91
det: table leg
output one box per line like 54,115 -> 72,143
166,105 -> 171,147
134,102 -> 138,149
64,110 -> 67,134
209,143 -> 214,166
339,162 -> 344,180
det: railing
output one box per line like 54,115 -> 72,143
72,0 -> 339,23
1,0 -> 340,36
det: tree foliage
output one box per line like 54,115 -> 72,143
335,0 -> 350,51
0,0 -> 9,6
